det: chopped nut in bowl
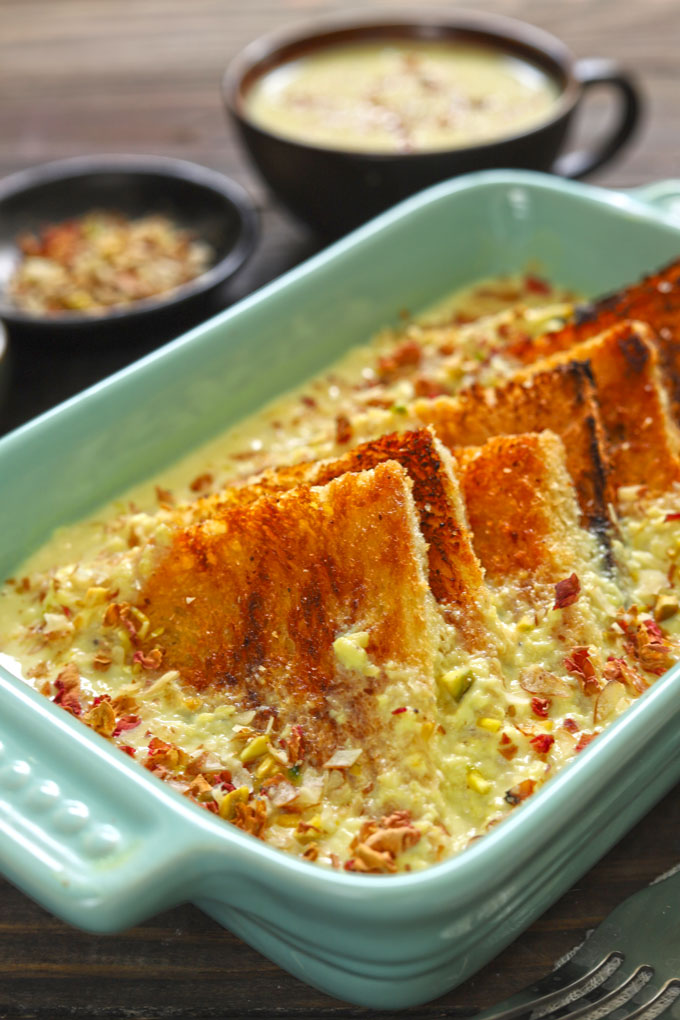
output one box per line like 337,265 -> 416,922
0,155 -> 258,336
9,211 -> 214,316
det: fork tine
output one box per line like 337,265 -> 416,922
531,966 -> 654,1020
617,982 -> 680,1020
477,868 -> 680,1020
479,955 -> 624,1020
482,973 -> 680,1020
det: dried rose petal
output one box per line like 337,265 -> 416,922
190,473 -> 214,493
575,733 -> 597,753
564,647 -> 600,696
603,656 -> 648,695
335,414 -> 353,445
377,339 -> 422,380
530,733 -> 555,755
52,663 -> 82,716
113,714 -> 141,737
530,696 -> 550,719
132,648 -> 163,670
553,573 -> 580,609
525,274 -> 551,295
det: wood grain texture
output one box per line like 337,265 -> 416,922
1,1 -> 679,1017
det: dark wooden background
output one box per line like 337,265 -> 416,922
1,1 -> 679,1017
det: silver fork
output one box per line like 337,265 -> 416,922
476,865 -> 680,1020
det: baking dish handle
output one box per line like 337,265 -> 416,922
0,670 -> 228,933
624,180 -> 680,224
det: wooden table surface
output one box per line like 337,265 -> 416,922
1,1 -> 679,1017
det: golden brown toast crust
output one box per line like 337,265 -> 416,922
191,428 -> 488,647
137,463 -> 436,764
505,257 -> 680,422
454,431 -> 616,656
456,433 -> 564,586
514,322 -> 680,496
455,431 -> 592,588
412,362 -> 612,540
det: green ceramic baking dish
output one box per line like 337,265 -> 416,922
1,170 -> 680,1010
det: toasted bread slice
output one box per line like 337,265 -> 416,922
505,257 -> 680,422
188,428 -> 489,648
411,362 -> 612,541
455,431 -> 624,663
136,462 -> 442,766
513,322 -> 680,496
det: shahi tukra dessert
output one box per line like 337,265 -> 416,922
2,261 -> 680,874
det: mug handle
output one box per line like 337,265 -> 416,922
552,58 -> 642,179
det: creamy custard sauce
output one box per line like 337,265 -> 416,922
1,273 -> 678,874
245,41 -> 561,153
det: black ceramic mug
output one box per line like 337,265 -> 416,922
224,9 -> 641,237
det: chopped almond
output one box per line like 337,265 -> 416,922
519,665 -> 572,697
351,843 -> 397,873
628,619 -> 673,675
602,656 -> 647,695
187,774 -> 215,802
504,779 -> 536,805
350,809 -> 420,872
594,680 -> 627,724
232,798 -> 267,838
83,699 -> 116,738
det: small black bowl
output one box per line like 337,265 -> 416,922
0,155 -> 258,335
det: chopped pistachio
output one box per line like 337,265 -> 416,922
218,785 -> 249,820
255,754 -> 277,780
439,668 -> 474,701
240,733 -> 270,763
333,631 -> 379,677
84,586 -> 111,607
467,769 -> 491,794
420,720 -> 435,740
477,717 -> 502,733
276,812 -> 301,828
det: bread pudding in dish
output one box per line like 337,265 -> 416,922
3,261 -> 680,873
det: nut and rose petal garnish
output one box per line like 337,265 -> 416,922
9,211 -> 213,315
